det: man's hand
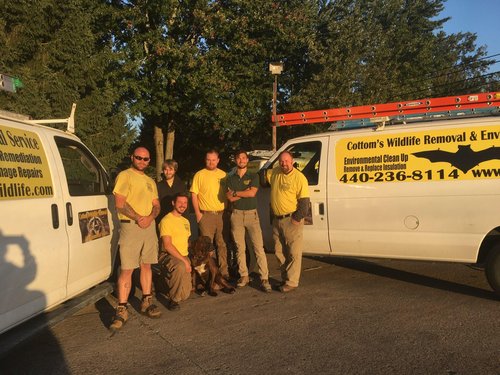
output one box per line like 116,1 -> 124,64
137,215 -> 153,228
291,218 -> 301,226
226,189 -> 238,202
183,257 -> 192,273
195,211 -> 203,223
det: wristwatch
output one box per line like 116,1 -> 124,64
233,191 -> 238,197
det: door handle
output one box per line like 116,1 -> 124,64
51,204 -> 59,229
318,202 -> 325,215
66,202 -> 73,226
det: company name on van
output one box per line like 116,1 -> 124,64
345,129 -> 499,151
337,125 -> 500,184
0,128 -> 40,149
0,124 -> 54,200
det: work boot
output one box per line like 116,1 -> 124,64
261,279 -> 272,293
280,284 -> 297,293
237,276 -> 249,288
109,305 -> 128,331
167,299 -> 180,312
140,295 -> 161,318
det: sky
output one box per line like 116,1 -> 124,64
440,0 -> 500,73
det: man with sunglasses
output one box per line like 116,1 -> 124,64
110,147 -> 161,330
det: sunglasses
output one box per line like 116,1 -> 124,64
133,155 -> 150,162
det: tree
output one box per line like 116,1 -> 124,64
282,0 -> 497,139
0,0 -> 135,169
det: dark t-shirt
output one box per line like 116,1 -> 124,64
226,170 -> 259,210
156,176 -> 186,223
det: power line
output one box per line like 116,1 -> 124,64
385,55 -> 500,90
399,70 -> 500,99
423,52 -> 500,76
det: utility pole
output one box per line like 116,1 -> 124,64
269,62 -> 283,152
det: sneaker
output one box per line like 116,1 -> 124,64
140,295 -> 161,318
167,299 -> 180,311
261,279 -> 272,293
237,276 -> 249,288
109,305 -> 128,330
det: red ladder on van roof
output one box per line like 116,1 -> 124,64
273,92 -> 500,129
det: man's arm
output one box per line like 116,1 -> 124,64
161,235 -> 192,273
227,186 -> 258,202
291,197 -> 310,224
115,193 -> 140,221
191,192 -> 203,223
137,199 -> 160,228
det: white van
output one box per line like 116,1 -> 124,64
258,112 -> 500,295
0,108 -> 118,334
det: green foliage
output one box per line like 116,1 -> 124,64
2,0 -> 497,175
0,0 -> 135,169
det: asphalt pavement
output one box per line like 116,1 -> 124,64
1,254 -> 499,374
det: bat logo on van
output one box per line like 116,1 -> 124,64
412,145 -> 500,173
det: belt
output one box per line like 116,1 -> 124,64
120,219 -> 131,223
275,213 -> 293,220
200,210 -> 224,214
232,208 -> 257,213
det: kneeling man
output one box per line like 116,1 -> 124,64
159,192 -> 192,311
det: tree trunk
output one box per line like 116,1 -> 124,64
165,119 -> 175,160
154,125 -> 164,181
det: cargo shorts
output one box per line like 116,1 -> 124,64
118,221 -> 158,269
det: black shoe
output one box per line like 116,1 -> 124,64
167,300 -> 180,311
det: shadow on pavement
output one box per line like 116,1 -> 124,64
309,256 -> 499,301
95,297 -> 116,329
0,326 -> 69,374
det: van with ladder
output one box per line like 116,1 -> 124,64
258,92 -> 500,296
0,103 -> 118,334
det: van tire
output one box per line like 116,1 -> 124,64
485,244 -> 500,297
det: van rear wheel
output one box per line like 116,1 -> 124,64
485,244 -> 500,297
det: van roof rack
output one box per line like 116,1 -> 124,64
26,103 -> 77,134
274,92 -> 500,131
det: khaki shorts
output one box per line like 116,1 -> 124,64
118,222 -> 158,269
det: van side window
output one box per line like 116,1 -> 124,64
268,141 -> 322,186
54,137 -> 108,196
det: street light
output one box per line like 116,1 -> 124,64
269,62 -> 283,151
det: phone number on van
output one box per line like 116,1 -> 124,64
339,169 -> 463,183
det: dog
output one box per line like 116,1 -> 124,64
189,236 -> 235,296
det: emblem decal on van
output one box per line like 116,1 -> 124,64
78,208 -> 110,243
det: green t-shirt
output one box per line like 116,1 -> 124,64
226,169 -> 259,210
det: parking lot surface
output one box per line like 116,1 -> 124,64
1,254 -> 499,374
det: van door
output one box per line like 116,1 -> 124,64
0,122 -> 69,334
51,136 -> 116,298
259,137 -> 331,254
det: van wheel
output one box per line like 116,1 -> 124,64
485,244 -> 500,297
